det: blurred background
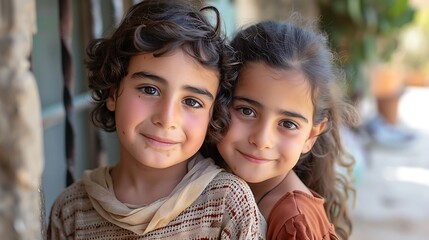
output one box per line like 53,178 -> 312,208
1,0 -> 428,239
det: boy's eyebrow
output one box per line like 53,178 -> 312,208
184,85 -> 214,100
234,96 -> 308,123
131,71 -> 214,100
131,71 -> 166,83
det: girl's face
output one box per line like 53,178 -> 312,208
217,62 -> 326,183
107,49 -> 219,169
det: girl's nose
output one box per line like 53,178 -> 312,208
248,122 -> 274,150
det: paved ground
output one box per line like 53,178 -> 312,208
349,86 -> 429,240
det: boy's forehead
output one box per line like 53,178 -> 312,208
130,49 -> 220,78
127,50 -> 219,91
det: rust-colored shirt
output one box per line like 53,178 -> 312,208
267,190 -> 339,240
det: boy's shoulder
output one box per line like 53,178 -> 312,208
205,171 -> 254,199
50,166 -> 110,212
211,171 -> 248,186
49,178 -> 91,218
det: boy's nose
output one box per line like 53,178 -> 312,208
151,99 -> 180,130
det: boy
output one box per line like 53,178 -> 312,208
47,1 -> 265,239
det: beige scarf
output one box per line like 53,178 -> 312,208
83,153 -> 222,235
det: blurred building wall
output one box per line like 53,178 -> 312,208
0,0 -> 43,239
235,0 -> 319,27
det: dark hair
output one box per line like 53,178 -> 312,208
230,20 -> 358,239
86,0 -> 235,142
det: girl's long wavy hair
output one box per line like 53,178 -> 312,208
230,20 -> 358,239
86,0 -> 236,143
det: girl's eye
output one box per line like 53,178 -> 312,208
183,98 -> 202,108
280,120 -> 298,130
140,86 -> 159,96
238,107 -> 256,117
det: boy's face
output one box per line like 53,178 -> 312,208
217,62 -> 325,183
107,49 -> 219,169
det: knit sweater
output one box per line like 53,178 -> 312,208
47,171 -> 266,239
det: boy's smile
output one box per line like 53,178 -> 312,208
141,133 -> 179,149
107,49 -> 219,169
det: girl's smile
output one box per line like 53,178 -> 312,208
237,150 -> 274,164
218,61 -> 326,184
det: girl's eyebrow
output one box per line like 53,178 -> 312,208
280,110 -> 308,123
234,96 -> 262,108
131,71 -> 214,100
234,96 -> 308,123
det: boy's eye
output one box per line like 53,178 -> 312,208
140,86 -> 159,96
279,120 -> 298,130
183,98 -> 202,108
238,107 -> 255,117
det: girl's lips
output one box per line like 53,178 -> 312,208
238,150 -> 271,164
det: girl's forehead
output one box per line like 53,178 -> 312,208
235,62 -> 314,116
239,62 -> 310,90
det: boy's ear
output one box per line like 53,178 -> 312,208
302,117 -> 328,154
106,89 -> 117,111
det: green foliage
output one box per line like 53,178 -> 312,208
317,0 -> 415,100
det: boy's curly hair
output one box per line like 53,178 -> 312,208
86,0 -> 236,143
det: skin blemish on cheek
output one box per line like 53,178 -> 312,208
122,130 -> 125,135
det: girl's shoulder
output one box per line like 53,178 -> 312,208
270,190 -> 326,220
267,190 -> 338,239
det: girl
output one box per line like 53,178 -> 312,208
216,21 -> 357,239
47,1 -> 266,239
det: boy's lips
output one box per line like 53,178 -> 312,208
142,133 -> 179,146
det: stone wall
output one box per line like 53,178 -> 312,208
0,0 -> 44,239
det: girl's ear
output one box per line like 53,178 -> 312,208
106,89 -> 117,111
302,117 -> 328,154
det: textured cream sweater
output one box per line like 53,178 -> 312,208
47,171 -> 266,239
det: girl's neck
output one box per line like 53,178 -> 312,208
248,172 -> 288,219
111,159 -> 188,206
249,171 -> 311,220
248,173 -> 288,202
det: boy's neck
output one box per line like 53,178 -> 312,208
110,160 -> 188,206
